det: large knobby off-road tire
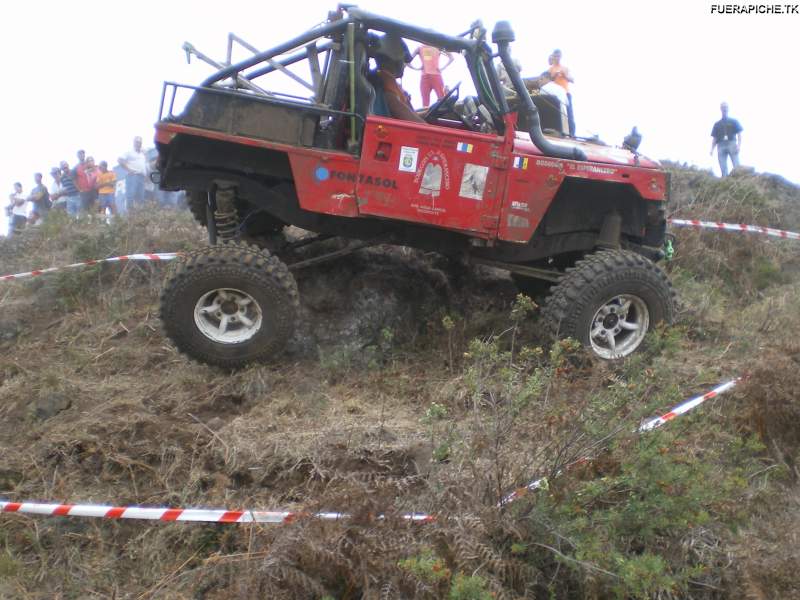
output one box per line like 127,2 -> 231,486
160,242 -> 299,369
541,249 -> 676,359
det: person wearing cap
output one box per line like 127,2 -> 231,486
710,102 -> 743,177
368,34 -> 425,123
548,49 -> 575,136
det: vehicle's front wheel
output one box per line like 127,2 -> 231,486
160,242 -> 298,369
541,249 -> 675,359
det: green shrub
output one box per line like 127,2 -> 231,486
448,573 -> 493,600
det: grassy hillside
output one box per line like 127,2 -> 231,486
0,167 -> 799,599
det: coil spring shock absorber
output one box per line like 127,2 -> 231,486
213,184 -> 239,242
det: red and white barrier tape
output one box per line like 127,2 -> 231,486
500,378 -> 740,505
669,218 -> 800,241
0,253 -> 180,282
639,378 -> 739,432
1,218 -> 794,283
1,380 -> 739,524
0,502 -> 434,524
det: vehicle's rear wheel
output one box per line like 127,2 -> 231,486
541,249 -> 675,359
160,242 -> 298,369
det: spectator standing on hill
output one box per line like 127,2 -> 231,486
409,45 -> 454,108
710,102 -> 743,177
96,161 -> 117,217
6,182 -> 27,235
74,149 -> 93,214
28,172 -> 50,226
118,136 -> 147,211
59,161 -> 81,217
548,49 -> 575,136
49,167 -> 65,211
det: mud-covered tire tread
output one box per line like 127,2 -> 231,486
160,241 -> 299,369
541,249 -> 677,355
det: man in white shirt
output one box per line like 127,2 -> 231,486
118,136 -> 148,212
6,182 -> 27,235
49,167 -> 65,210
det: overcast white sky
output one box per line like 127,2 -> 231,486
2,0 -> 798,235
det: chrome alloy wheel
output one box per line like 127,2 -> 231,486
193,288 -> 263,344
588,294 -> 649,359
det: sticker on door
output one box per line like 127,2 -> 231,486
399,146 -> 419,173
458,163 -> 489,200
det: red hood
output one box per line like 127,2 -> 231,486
513,131 -> 660,169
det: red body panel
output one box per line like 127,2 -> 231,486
355,116 -> 507,237
289,152 -> 361,217
499,148 -> 667,244
156,119 -> 666,245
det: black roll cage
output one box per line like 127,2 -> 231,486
167,6 -> 588,160
198,6 -> 508,135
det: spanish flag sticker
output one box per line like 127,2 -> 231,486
513,156 -> 529,170
456,142 -> 474,153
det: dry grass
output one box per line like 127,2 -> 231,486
0,170 -> 798,598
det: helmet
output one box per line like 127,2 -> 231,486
372,33 -> 411,64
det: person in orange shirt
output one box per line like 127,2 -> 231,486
548,49 -> 575,136
409,45 -> 454,108
95,161 -> 117,216
368,34 -> 425,123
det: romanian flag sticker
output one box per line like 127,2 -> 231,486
513,156 -> 529,170
456,142 -> 474,153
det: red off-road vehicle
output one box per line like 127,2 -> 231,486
154,6 -> 674,368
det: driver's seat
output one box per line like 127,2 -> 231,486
353,39 -> 377,123
366,71 -> 390,117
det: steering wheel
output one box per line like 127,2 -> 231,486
424,82 -> 461,124
459,96 -> 496,132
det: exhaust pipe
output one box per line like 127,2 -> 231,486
492,21 -> 586,161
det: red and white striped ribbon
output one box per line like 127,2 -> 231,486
638,378 -> 739,431
669,218 -> 800,240
500,378 -> 740,505
0,253 -> 180,282
0,501 -> 434,524
0,379 -> 740,523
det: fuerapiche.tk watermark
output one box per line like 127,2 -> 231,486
710,3 -> 798,13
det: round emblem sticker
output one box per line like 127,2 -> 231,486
314,166 -> 330,182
